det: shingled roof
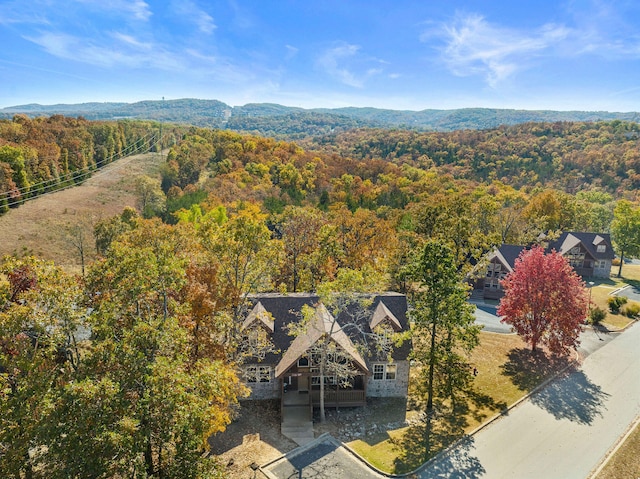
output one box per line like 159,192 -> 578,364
548,232 -> 615,260
274,303 -> 368,378
241,301 -> 274,333
489,244 -> 528,271
245,292 -> 411,371
369,301 -> 403,331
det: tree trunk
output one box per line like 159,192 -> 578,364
618,251 -> 625,278
426,314 -> 437,413
145,435 -> 154,476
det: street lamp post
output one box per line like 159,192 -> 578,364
587,281 -> 595,320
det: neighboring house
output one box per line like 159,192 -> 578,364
479,244 -> 527,300
240,292 -> 411,409
477,232 -> 614,300
547,232 -> 614,279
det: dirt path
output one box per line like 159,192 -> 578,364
0,151 -> 164,270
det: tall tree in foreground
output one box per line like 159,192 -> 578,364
498,246 -> 588,356
611,200 -> 640,278
407,241 -> 480,455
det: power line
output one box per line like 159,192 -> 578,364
1,133 -> 164,209
0,131 -> 158,201
0,132 -> 155,200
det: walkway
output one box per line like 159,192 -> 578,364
281,390 -> 314,446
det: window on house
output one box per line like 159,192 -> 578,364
297,357 -> 309,367
598,260 -> 607,268
597,244 -> 606,253
386,364 -> 397,380
373,364 -> 397,381
245,365 -> 271,383
310,367 -> 335,386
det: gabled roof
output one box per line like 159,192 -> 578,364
548,232 -> 615,260
488,244 -> 527,271
369,301 -> 402,332
274,303 -> 369,378
244,292 -> 411,368
241,301 -> 274,333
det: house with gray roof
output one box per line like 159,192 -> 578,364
478,232 -> 614,300
240,292 -> 411,409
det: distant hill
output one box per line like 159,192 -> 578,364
3,98 -> 640,137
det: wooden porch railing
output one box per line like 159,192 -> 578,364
310,389 -> 366,407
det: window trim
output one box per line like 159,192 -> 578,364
372,363 -> 397,381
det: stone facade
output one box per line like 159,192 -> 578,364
366,360 -> 410,398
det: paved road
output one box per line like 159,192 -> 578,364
472,302 -> 513,334
615,284 -> 640,302
418,322 -> 640,479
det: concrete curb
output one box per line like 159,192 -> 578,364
586,415 -> 640,479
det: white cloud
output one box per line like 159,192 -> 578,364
25,31 -> 183,70
432,13 -> 570,87
316,43 -> 384,88
73,0 -> 152,22
0,2 -> 50,25
285,45 -> 299,60
317,44 -> 363,87
170,0 -> 216,34
111,32 -> 152,50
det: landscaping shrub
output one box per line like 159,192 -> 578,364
608,296 -> 628,314
622,303 -> 640,319
589,306 -> 607,324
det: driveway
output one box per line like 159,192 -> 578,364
614,284 -> 640,302
261,434 -> 384,479
472,302 -> 513,334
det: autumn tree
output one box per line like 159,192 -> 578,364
498,246 -> 588,356
80,219 -> 244,478
611,200 -> 640,277
275,205 -> 326,292
195,202 -> 282,362
135,175 -> 166,218
93,207 -> 139,256
0,256 -> 85,478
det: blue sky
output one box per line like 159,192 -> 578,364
1,0 -> 640,111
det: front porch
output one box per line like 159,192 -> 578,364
281,371 -> 367,408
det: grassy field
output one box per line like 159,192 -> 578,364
347,332 -> 572,474
0,151 -> 164,272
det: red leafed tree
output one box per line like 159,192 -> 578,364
498,246 -> 588,356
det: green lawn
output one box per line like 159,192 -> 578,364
588,264 -> 640,330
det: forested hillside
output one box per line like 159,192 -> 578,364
0,115 -> 183,212
3,115 -> 640,477
3,98 -> 640,136
307,121 -> 640,194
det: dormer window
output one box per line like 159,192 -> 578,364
370,301 -> 402,332
597,244 -> 606,253
241,301 -> 274,333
